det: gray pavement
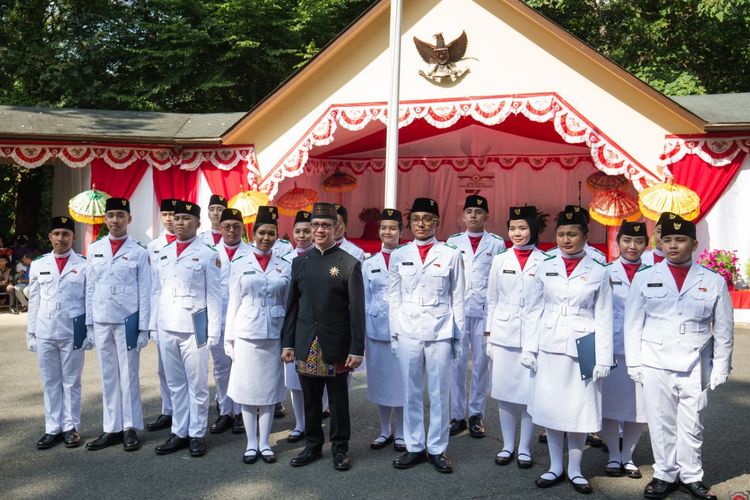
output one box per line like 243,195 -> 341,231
1,312 -> 748,499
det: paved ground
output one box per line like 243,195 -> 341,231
1,313 -> 748,499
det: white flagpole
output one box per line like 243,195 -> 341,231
384,0 -> 403,208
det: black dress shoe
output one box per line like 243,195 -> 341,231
243,449 -> 258,464
370,434 -> 394,450
333,452 -> 352,471
123,428 -> 141,451
146,414 -> 172,432
468,415 -> 485,438
155,433 -> 189,455
605,460 -> 623,477
643,478 -> 679,499
393,451 -> 427,469
287,430 -> 304,443
449,419 -> 467,436
586,433 -> 603,447
189,437 -> 206,457
210,414 -> 233,434
232,414 -> 245,434
86,431 -> 124,451
535,471 -> 566,488
393,438 -> 406,452
494,450 -> 514,466
621,462 -> 642,479
274,402 -> 286,419
427,453 -> 453,473
261,448 -> 277,464
290,448 -> 323,467
569,476 -> 593,494
63,429 -> 81,448
680,481 -> 717,500
37,433 -> 63,450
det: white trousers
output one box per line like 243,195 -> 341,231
158,329 -> 210,438
157,347 -> 172,415
94,322 -> 143,432
398,337 -> 452,455
642,365 -> 708,483
450,317 -> 489,419
211,331 -> 239,415
36,337 -> 84,434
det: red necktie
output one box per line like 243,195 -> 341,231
382,252 -> 391,270
225,246 -> 237,261
255,253 -> 271,271
468,235 -> 482,254
212,233 -> 222,245
513,247 -> 533,270
561,256 -> 583,277
653,253 -> 665,264
55,255 -> 69,274
176,241 -> 191,257
417,243 -> 433,263
668,264 -> 690,291
165,233 -> 177,244
110,238 -> 126,256
622,262 -> 640,283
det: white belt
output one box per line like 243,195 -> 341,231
550,304 -> 593,319
249,297 -> 278,307
653,319 -> 709,335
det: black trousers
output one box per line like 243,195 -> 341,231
299,372 -> 350,454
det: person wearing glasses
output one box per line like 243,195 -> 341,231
389,197 -> 465,474
281,202 -> 365,471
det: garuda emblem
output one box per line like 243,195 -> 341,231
414,31 -> 469,84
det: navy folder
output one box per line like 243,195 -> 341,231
72,314 -> 87,350
575,333 -> 596,380
699,337 -> 714,391
125,311 -> 140,351
192,308 -> 209,348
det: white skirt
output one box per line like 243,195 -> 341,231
489,344 -> 532,405
284,361 -> 302,391
602,355 -> 647,423
227,338 -> 285,406
366,338 -> 404,407
529,351 -> 602,433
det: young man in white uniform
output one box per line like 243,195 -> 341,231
198,194 -> 227,246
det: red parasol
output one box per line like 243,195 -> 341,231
276,183 -> 319,216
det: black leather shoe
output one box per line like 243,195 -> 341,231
146,414 -> 172,432
155,433 -> 189,455
287,430 -> 304,443
680,481 -> 717,500
189,437 -> 206,457
449,419 -> 467,436
63,429 -> 81,448
428,453 -> 453,473
37,433 -> 63,450
643,478 -> 679,499
123,428 -> 141,451
274,402 -> 286,419
393,451 -> 427,469
621,461 -> 642,479
569,476 -> 593,494
232,414 -> 245,434
535,471 -> 566,488
370,434 -> 394,450
494,450 -> 514,466
261,448 -> 277,464
290,448 -> 323,467
468,415 -> 485,438
210,414 -> 233,434
517,452 -> 533,469
393,438 -> 406,452
605,460 -> 623,477
243,449 -> 258,464
586,433 -> 603,447
333,452 -> 352,471
86,431 -> 124,451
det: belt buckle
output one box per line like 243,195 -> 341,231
679,323 -> 686,335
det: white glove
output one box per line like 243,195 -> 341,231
149,330 -> 159,344
520,351 -> 537,372
592,365 -> 611,381
224,341 -> 235,361
627,367 -> 643,384
136,330 -> 149,351
485,335 -> 493,360
451,338 -> 463,360
390,337 -> 398,358
208,336 -> 219,348
26,333 -> 37,353
709,373 -> 728,390
83,326 -> 95,350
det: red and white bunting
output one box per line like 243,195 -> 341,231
661,135 -> 750,167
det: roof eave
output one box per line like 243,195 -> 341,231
0,132 -> 224,146
704,123 -> 750,133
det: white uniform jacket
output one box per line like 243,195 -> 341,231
27,252 -> 91,340
198,230 -> 222,247
86,236 -> 151,330
388,242 -> 465,342
225,252 -> 291,341
363,252 -> 391,341
339,237 -> 366,262
446,231 -> 506,320
640,249 -> 664,267
525,255 -> 614,365
147,233 -> 172,260
624,261 -> 733,376
607,259 -> 649,356
216,241 -> 251,328
272,238 -> 294,257
546,243 -> 606,263
149,241 -> 222,342
486,247 -> 547,349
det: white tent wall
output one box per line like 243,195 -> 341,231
128,166 -> 160,244
197,170 -> 214,236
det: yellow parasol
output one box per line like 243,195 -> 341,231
68,186 -> 111,224
588,189 -> 641,226
586,171 -> 628,192
638,181 -> 700,221
276,183 -> 319,216
228,190 -> 270,224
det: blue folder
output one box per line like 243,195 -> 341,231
125,311 -> 140,351
699,337 -> 714,391
72,314 -> 87,350
575,333 -> 596,380
192,308 -> 209,348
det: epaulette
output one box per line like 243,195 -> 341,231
204,243 -> 217,251
498,248 -> 508,254
231,254 -> 246,263
77,254 -> 86,259
591,247 -> 605,256
278,238 -> 289,243
540,251 -> 551,258
444,243 -> 459,250
636,264 -> 652,272
700,264 -> 718,274
448,233 -> 462,239
548,246 -> 559,252
135,240 -> 147,249
490,233 -> 504,240
544,255 -> 557,261
593,259 -> 610,267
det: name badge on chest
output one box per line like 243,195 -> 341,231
503,269 -> 516,274
546,272 -> 558,276
647,283 -> 663,287
371,269 -> 381,273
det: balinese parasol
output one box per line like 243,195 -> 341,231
589,189 -> 641,226
638,181 -> 700,221
68,186 -> 111,224
322,169 -> 357,193
276,183 -> 319,216
228,190 -> 270,224
586,171 -> 628,192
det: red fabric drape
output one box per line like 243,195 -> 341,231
152,167 -> 200,203
201,163 -> 251,200
670,152 -> 746,222
90,159 -> 149,199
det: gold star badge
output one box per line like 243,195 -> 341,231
329,266 -> 340,277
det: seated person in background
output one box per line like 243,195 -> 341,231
0,255 -> 13,307
9,253 -> 33,311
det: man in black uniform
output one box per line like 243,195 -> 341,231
281,202 -> 365,471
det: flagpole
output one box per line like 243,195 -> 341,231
384,0 -> 402,208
